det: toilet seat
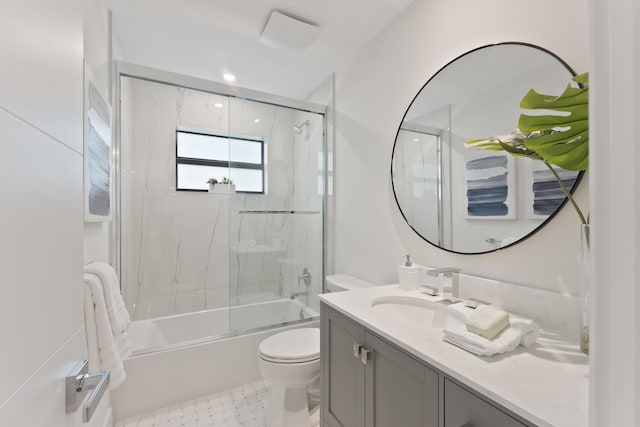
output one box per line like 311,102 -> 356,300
258,328 -> 320,364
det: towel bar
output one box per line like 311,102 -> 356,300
66,360 -> 110,422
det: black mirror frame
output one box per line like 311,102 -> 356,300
391,42 -> 585,255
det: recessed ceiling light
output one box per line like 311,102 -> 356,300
413,138 -> 420,142
223,73 -> 236,82
254,119 -> 261,124
214,103 -> 224,108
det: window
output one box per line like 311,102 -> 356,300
176,128 -> 265,193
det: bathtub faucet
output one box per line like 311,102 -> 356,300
298,267 -> 312,287
290,291 -> 309,300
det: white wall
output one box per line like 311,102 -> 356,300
305,75 -> 336,281
333,0 -> 589,297
82,2 -> 117,418
83,0 -> 114,264
589,0 -> 640,425
0,0 -> 87,425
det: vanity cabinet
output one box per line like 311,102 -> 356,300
321,303 -> 366,427
322,304 -> 439,427
321,303 -> 534,427
443,378 -> 527,427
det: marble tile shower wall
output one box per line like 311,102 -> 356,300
120,78 -> 324,321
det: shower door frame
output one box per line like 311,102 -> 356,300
112,61 -> 329,317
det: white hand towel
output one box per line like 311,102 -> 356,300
84,274 -> 127,389
84,262 -> 131,337
443,317 -> 540,357
84,283 -> 100,372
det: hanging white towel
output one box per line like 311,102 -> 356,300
84,274 -> 127,389
84,282 -> 100,373
443,316 -> 540,357
84,262 -> 131,338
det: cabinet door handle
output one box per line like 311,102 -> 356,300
353,342 -> 362,359
360,347 -> 371,365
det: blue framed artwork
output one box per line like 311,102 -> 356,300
526,160 -> 579,219
465,154 -> 516,219
84,64 -> 113,222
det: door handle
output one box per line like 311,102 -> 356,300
66,360 -> 111,423
360,347 -> 371,365
353,342 -> 362,359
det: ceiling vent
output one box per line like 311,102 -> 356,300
259,10 -> 320,51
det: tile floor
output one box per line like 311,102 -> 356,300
114,380 -> 320,427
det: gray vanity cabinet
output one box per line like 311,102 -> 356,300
443,378 -> 527,427
322,303 -> 367,427
321,303 -> 534,427
321,304 -> 439,427
365,332 -> 439,426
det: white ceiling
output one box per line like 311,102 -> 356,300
104,0 -> 416,100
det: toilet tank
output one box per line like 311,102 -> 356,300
324,274 -> 375,292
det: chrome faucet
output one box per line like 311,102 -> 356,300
426,267 -> 461,298
426,267 -> 461,277
298,267 -> 312,287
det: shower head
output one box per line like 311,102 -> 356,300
293,120 -> 310,135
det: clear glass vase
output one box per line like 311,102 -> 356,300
580,223 -> 590,355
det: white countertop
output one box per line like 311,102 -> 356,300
320,285 -> 589,427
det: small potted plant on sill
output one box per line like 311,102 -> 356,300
207,177 -> 236,193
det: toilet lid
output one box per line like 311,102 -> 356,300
259,328 -> 320,363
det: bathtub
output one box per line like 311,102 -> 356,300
113,298 -> 319,420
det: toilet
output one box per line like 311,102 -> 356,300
258,275 -> 374,427
258,328 -> 321,427
325,273 -> 376,293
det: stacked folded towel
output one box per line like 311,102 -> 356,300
84,262 -> 132,389
443,303 -> 540,357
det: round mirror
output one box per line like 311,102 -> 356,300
391,43 -> 583,254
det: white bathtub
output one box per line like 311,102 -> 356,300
114,298 -> 319,420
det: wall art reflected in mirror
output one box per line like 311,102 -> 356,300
391,43 -> 583,254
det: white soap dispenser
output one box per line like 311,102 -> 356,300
399,254 -> 419,291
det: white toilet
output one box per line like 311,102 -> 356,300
258,275 -> 374,427
325,273 -> 375,293
258,328 -> 321,427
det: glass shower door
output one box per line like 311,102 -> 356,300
119,76 -> 233,322
227,97 -> 324,333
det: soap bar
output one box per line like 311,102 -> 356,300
465,305 -> 510,340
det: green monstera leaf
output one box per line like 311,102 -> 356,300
518,73 -> 589,171
464,73 -> 589,224
465,131 -> 543,161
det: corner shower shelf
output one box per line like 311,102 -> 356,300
237,210 -> 320,215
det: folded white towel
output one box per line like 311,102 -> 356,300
443,315 -> 540,357
84,274 -> 127,389
84,262 -> 131,337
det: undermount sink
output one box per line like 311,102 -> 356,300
370,296 -> 466,329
